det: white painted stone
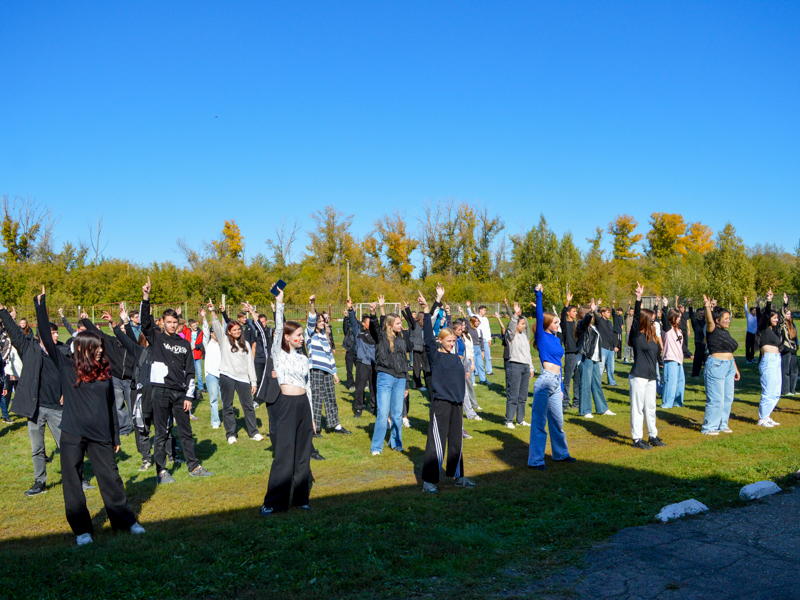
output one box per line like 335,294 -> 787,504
739,481 -> 781,501
656,499 -> 709,522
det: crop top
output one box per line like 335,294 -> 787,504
535,290 -> 564,367
272,303 -> 313,415
706,327 -> 738,355
757,302 -> 782,349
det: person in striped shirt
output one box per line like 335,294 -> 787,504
306,295 -> 351,436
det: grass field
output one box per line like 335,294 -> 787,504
0,318 -> 798,600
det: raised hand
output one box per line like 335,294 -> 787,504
36,285 -> 45,304
80,310 -> 88,320
417,290 -> 428,309
783,292 -> 788,304
597,298 -> 603,307
369,301 -> 377,313
58,308 -> 64,317
566,290 -> 573,305
493,311 -> 501,320
703,294 -> 711,308
465,300 -> 471,308
9,306 -> 16,320
377,295 -> 385,307
513,301 -> 521,316
663,297 -> 669,307
346,296 -> 353,310
634,282 -> 644,301
403,301 -> 409,309
458,305 -> 465,315
744,295 -> 748,304
435,283 -> 445,302
271,282 -> 284,304
101,310 -> 114,324
589,298 -> 597,312
142,276 -> 151,299
309,295 -> 316,304
766,288 -> 773,302
176,306 -> 182,316
199,307 -> 206,319
119,304 -> 130,322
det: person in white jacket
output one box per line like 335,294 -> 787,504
200,308 -> 222,429
206,301 -> 262,444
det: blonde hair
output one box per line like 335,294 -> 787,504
438,327 -> 454,340
383,313 -> 401,352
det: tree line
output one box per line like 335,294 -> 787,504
1,193 -> 799,315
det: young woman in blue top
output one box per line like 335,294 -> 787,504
528,284 -> 575,470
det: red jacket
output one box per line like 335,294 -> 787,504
189,328 -> 204,360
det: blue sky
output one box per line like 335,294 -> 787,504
1,1 -> 798,267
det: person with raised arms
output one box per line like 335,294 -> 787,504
33,286 -> 143,546
140,277 -> 213,483
420,285 -> 475,493
528,284 -> 575,470
700,294 -> 740,435
628,282 -> 666,450
261,282 -> 315,515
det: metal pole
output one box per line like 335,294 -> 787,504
346,260 -> 350,299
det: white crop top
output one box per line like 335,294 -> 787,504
272,303 -> 313,414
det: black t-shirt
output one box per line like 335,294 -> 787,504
38,348 -> 63,410
706,327 -> 738,354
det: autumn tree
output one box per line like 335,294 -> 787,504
305,205 -> 363,269
646,213 -> 686,258
209,220 -> 245,261
608,214 -> 643,260
749,244 -> 793,293
265,217 -> 300,268
473,206 -> 504,280
1,194 -> 57,263
417,198 -> 462,276
682,222 -> 714,254
367,210 -> 418,281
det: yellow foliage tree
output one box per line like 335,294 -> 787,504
371,210 -> 418,281
647,213 -> 686,258
681,222 -> 714,254
209,220 -> 245,261
607,214 -> 643,259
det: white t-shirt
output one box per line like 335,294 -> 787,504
468,308 -> 492,343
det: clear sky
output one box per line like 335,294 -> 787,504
1,1 -> 798,267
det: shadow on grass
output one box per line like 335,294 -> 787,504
566,417 -> 629,446
0,420 -> 26,439
1,458 -> 787,600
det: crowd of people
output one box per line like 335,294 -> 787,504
0,278 -> 797,546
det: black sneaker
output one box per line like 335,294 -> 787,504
138,459 -> 153,472
632,439 -> 652,450
2,417 -> 12,424
310,450 -> 325,461
648,436 -> 667,447
312,432 -> 323,439
555,457 -> 577,463
332,427 -> 352,435
25,481 -> 46,496
44,452 -> 54,463
354,410 -> 363,418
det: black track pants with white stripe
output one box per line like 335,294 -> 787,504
422,398 -> 464,484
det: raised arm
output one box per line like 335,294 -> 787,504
630,282 -> 644,344
140,276 -> 155,343
535,285 -> 545,340
271,285 -> 285,363
59,309 -> 77,337
0,305 -> 32,356
34,288 -> 65,368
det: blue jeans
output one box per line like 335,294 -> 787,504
206,374 -> 221,428
529,371 -> 571,466
482,339 -> 493,375
371,372 -> 405,453
473,345 -> 486,383
579,358 -> 608,415
194,359 -> 205,391
759,353 -> 781,419
601,348 -> 617,386
702,356 -> 735,432
661,361 -> 685,408
0,392 -> 9,420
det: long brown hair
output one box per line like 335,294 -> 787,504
786,313 -> 797,340
226,320 -> 249,353
667,308 -> 681,332
639,309 -> 661,347
281,321 -> 302,353
72,331 -> 112,386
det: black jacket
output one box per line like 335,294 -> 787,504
370,313 -> 409,379
575,311 -> 600,359
0,308 -> 64,419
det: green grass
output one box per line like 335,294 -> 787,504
0,318 -> 798,600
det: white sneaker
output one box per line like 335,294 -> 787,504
130,522 -> 146,535
250,433 -> 264,441
253,402 -> 259,410
418,387 -> 427,392
702,430 -> 720,436
227,436 -> 237,444
768,417 -> 781,426
475,406 -> 483,411
402,417 -> 411,428
582,413 -> 594,419
371,450 -> 381,456
601,410 -> 616,416
721,428 -> 733,433
518,421 -> 531,427
76,533 -> 93,546
472,415 -> 483,421
212,424 -> 220,429
757,419 -> 775,428
505,422 -> 515,429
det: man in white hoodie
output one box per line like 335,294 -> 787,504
466,301 -> 493,377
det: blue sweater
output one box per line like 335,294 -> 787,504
535,290 -> 564,367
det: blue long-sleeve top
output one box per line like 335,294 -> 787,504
535,289 -> 564,367
744,301 -> 758,334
